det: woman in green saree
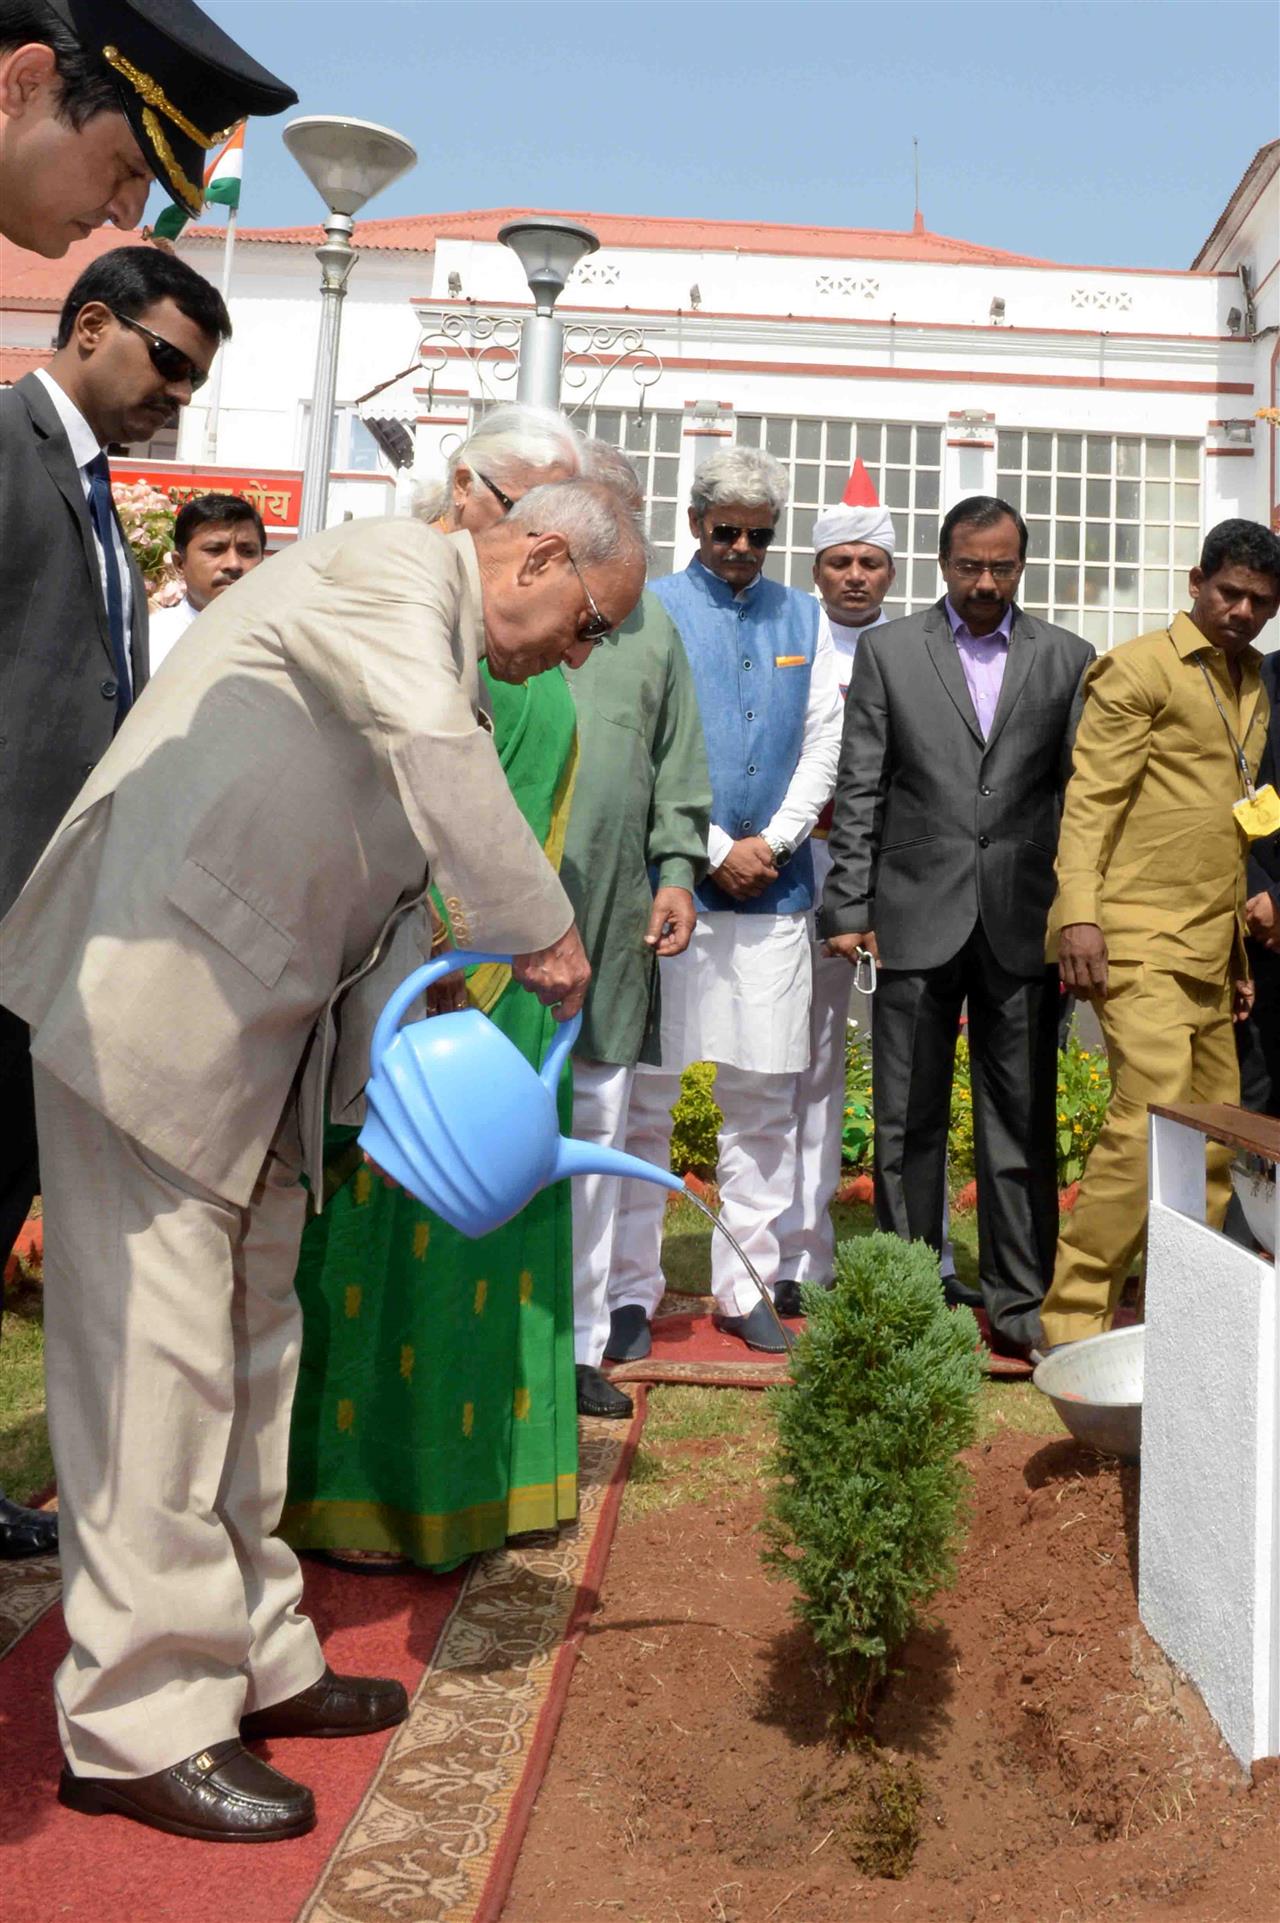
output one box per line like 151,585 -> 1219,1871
282,405 -> 586,1570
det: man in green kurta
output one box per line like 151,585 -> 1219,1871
561,583 -> 711,1416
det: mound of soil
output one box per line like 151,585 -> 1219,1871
506,1428 -> 1277,1922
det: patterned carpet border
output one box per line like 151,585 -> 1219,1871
298,1394 -> 648,1923
0,1549 -> 60,1663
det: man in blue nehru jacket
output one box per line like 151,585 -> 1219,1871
604,448 -> 843,1353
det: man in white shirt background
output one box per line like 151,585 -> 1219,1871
149,492 -> 267,670
773,481 -> 897,1312
0,242 -> 227,1557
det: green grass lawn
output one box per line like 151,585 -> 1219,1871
0,1277 -> 53,1502
0,1196 -> 1063,1507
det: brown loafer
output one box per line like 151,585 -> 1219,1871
241,1665 -> 409,1741
58,1738 -> 315,1842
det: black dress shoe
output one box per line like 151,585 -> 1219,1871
58,1738 -> 314,1842
604,1303 -> 652,1362
241,1665 -> 408,1741
773,1278 -> 805,1318
942,1276 -> 984,1311
712,1300 -> 794,1354
0,1492 -> 58,1559
575,1364 -> 634,1419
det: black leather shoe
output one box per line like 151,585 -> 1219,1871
604,1304 -> 652,1362
712,1300 -> 794,1354
773,1278 -> 806,1318
943,1276 -> 984,1311
58,1739 -> 314,1842
0,1492 -> 58,1559
241,1666 -> 408,1741
575,1364 -> 634,1419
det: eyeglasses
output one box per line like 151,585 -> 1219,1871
710,524 -> 774,550
566,552 -> 613,642
109,309 -> 209,392
476,470 -> 516,513
947,558 -> 1022,582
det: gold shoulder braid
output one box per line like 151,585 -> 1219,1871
102,45 -> 218,146
102,45 -> 243,215
140,109 -> 202,215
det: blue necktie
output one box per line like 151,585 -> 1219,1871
85,452 -> 132,728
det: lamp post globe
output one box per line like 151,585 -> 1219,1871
286,116 -> 417,538
499,216 -> 599,411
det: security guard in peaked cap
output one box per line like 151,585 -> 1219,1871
47,0 -> 296,216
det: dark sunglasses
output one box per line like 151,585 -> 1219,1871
477,470 -> 516,513
710,523 -> 774,550
109,309 -> 209,392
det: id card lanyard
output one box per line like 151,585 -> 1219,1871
1195,655 -> 1280,840
1195,656 -> 1256,800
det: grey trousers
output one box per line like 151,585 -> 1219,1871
34,1066 -> 326,1778
870,921 -> 1059,1348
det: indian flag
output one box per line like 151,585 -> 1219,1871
153,125 -> 244,241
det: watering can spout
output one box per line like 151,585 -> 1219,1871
551,1136 -> 686,1196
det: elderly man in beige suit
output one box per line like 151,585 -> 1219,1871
0,480 -> 645,1844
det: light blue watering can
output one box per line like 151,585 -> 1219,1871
359,950 -> 686,1237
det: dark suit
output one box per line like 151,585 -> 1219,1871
1239,650 -> 1280,1114
0,371 -> 147,1268
818,599 -> 1093,1347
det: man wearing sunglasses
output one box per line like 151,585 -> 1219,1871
0,241 -> 228,1564
604,447 -> 843,1356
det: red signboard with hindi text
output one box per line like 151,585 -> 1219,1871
111,461 -> 303,530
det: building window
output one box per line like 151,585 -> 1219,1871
296,403 -> 386,473
572,404 -> 684,578
734,414 -> 943,614
996,430 -> 1201,648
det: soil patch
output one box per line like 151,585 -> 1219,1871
505,1423 -> 1277,1922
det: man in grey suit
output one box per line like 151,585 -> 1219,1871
818,497 -> 1092,1358
0,242 -> 229,1559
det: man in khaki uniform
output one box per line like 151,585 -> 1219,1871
0,484 -> 644,1841
1043,520 -> 1280,1348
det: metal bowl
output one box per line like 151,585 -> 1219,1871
1229,1160 -> 1275,1256
1032,1325 -> 1144,1462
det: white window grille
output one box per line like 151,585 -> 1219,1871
468,399 -> 684,579
734,414 -> 943,613
814,273 -> 879,300
1069,288 -> 1133,311
570,260 -> 620,288
578,404 -> 684,578
996,429 -> 1201,649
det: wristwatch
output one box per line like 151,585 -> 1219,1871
763,833 -> 793,867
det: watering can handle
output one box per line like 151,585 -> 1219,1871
367,949 -> 583,1085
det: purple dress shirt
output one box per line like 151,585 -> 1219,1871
944,598 -> 1014,739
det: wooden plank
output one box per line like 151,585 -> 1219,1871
1148,1102 -> 1280,1164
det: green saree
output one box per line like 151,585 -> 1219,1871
281,665 -> 579,1571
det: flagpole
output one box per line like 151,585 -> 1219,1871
202,202 -> 238,463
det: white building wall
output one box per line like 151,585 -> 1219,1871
153,183 -> 1276,645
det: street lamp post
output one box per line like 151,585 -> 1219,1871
499,217 -> 599,411
284,115 -> 417,539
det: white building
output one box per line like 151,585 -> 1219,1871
3,137 -> 1276,648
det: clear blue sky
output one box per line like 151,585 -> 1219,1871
188,1 -> 1277,269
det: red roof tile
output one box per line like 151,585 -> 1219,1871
0,344 -> 54,383
179,206 -> 1053,266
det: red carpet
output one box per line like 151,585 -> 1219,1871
3,1558 -> 464,1923
608,1292 -> 1052,1385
